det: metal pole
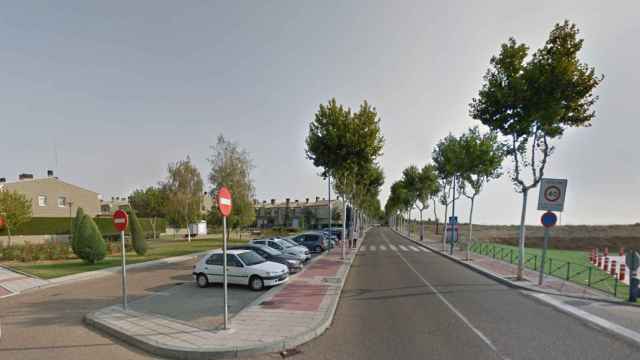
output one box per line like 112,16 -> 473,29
342,198 -> 347,259
223,216 -> 229,329
538,227 -> 550,286
121,230 -> 127,310
328,176 -> 331,235
449,175 -> 456,255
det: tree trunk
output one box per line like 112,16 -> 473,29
7,224 -> 12,247
419,210 -> 424,241
342,198 -> 347,259
186,217 -> 192,243
466,197 -> 475,261
517,190 -> 529,280
151,217 -> 157,241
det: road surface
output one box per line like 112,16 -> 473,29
249,227 -> 639,360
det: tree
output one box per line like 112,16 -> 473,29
459,127 -> 505,259
208,135 -> 256,232
71,207 -> 85,254
401,164 -> 440,241
469,21 -> 603,279
129,186 -> 168,241
163,157 -> 204,242
306,99 -> 384,255
0,190 -> 32,246
74,214 -> 107,264
432,134 -> 465,249
128,209 -> 147,255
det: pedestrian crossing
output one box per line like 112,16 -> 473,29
361,244 -> 431,253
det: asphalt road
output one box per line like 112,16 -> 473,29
249,227 -> 640,360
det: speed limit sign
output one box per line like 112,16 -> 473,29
537,178 -> 567,212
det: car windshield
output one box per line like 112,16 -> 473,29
237,251 -> 266,266
274,239 -> 295,248
257,245 -> 280,256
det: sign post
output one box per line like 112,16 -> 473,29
626,250 -> 640,302
538,211 -> 557,286
447,216 -> 458,255
113,209 -> 129,310
217,187 -> 233,329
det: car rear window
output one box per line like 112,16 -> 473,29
238,251 -> 266,266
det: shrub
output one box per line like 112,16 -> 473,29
71,208 -> 85,254
129,210 -> 147,255
74,214 -> 107,264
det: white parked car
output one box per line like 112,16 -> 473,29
192,249 -> 289,291
251,238 -> 311,262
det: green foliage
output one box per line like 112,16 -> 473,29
129,186 -> 168,240
71,208 -> 85,254
129,210 -> 147,255
163,157 -> 204,228
469,20 -> 603,192
459,127 -> 505,197
208,134 -> 257,229
73,215 -> 107,264
0,190 -> 33,242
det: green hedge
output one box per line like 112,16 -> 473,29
0,217 -> 167,236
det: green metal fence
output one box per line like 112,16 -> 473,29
469,243 -> 630,301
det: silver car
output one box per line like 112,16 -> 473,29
250,238 -> 311,262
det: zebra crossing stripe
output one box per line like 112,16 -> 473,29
399,245 -> 408,251
369,245 -> 376,251
389,244 -> 398,251
410,246 -> 421,252
421,247 -> 432,252
379,245 -> 387,251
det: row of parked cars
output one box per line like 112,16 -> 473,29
192,230 -> 341,291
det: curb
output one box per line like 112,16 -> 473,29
391,228 -> 640,348
84,229 -> 369,359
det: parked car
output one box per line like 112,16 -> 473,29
251,238 -> 311,262
229,244 -> 303,273
290,232 -> 328,253
325,227 -> 344,240
192,249 -> 289,291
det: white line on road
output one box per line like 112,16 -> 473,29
389,244 -> 398,251
399,245 -> 409,251
379,245 -> 387,251
382,231 -> 510,360
421,247 -> 432,253
409,246 -> 421,252
369,245 -> 376,251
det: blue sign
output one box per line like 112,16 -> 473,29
448,216 -> 458,224
540,211 -> 557,228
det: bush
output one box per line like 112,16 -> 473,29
0,216 -> 167,236
71,208 -> 85,254
129,210 -> 147,255
74,215 -> 107,264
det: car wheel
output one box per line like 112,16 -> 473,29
249,275 -> 264,291
196,273 -> 209,288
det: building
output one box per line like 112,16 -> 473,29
0,171 -> 101,217
254,196 -> 342,229
100,197 -> 130,216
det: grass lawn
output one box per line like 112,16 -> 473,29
4,237 -> 247,279
470,242 -> 629,300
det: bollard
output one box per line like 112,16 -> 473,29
620,265 -> 626,281
604,247 -> 609,257
597,255 -> 603,268
604,257 -> 609,272
611,260 -> 617,276
620,247 -> 625,256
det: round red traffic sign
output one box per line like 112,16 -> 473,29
113,209 -> 129,232
217,187 -> 233,217
544,185 -> 562,202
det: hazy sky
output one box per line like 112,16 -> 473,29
2,1 -> 639,225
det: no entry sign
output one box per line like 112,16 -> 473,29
113,209 -> 129,232
217,187 -> 233,217
537,178 -> 567,212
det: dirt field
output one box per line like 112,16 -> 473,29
421,223 -> 640,251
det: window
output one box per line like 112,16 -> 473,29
38,195 -> 47,207
58,196 -> 67,208
237,252 -> 265,266
227,254 -> 245,267
206,254 -> 223,266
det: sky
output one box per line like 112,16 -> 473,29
1,1 -> 639,225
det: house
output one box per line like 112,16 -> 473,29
254,196 -> 342,229
100,197 -> 130,216
0,171 -> 101,217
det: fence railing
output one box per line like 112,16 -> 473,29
468,242 -> 630,300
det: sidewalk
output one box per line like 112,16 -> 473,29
0,265 -> 47,298
85,241 -> 363,359
393,228 -> 640,346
